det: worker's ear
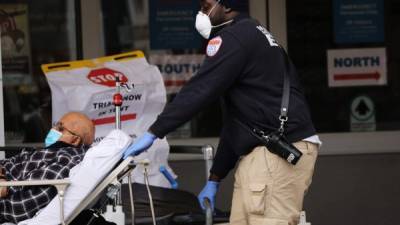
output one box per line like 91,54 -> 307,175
222,5 -> 232,14
224,7 -> 233,13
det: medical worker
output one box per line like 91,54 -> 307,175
124,0 -> 321,224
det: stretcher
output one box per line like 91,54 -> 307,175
1,134 -> 308,225
0,129 -> 132,225
0,133 -> 225,225
0,73 -> 224,225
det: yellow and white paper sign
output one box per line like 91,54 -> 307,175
42,51 -> 176,188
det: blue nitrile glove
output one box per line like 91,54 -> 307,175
123,132 -> 157,159
198,181 -> 219,211
159,165 -> 179,189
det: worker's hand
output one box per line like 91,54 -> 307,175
123,132 -> 157,159
198,181 -> 219,211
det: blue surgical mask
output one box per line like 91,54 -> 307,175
45,129 -> 62,147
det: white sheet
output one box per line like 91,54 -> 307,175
129,137 -> 177,188
19,129 -> 131,225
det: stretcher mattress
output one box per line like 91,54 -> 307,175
19,129 -> 131,225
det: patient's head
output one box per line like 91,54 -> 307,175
50,112 -> 95,147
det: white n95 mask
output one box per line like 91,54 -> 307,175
195,0 -> 234,39
195,11 -> 213,39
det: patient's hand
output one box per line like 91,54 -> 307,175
0,168 -> 8,198
0,179 -> 8,198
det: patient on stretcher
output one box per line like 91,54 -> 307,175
0,112 -> 95,224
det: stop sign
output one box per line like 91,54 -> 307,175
87,68 -> 128,87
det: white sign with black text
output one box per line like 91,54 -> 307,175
327,48 -> 387,87
149,54 -> 204,95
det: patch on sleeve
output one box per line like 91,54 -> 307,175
206,36 -> 223,57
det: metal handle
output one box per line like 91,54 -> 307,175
114,76 -> 122,130
202,145 -> 214,181
128,173 -> 135,225
203,198 -> 213,225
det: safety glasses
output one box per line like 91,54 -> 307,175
53,122 -> 81,139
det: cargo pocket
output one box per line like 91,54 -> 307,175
248,183 -> 267,215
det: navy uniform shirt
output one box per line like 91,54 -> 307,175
150,14 -> 316,180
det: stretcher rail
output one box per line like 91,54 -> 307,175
66,156 -> 136,224
170,144 -> 215,182
0,179 -> 70,225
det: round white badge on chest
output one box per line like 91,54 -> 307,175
206,36 -> 223,57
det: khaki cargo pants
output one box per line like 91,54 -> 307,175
229,141 -> 318,225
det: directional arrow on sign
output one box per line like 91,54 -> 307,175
334,71 -> 380,81
355,100 -> 370,116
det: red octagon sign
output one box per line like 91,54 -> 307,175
87,68 -> 128,87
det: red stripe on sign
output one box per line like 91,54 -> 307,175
164,80 -> 187,87
93,113 -> 137,125
334,72 -> 380,81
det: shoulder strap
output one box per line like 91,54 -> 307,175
279,48 -> 290,133
234,47 -> 291,135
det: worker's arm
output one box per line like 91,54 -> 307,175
149,33 -> 247,138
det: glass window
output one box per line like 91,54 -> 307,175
0,0 -> 80,144
101,0 -> 150,55
287,0 -> 400,133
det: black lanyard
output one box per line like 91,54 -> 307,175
234,47 -> 290,138
278,47 -> 290,134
